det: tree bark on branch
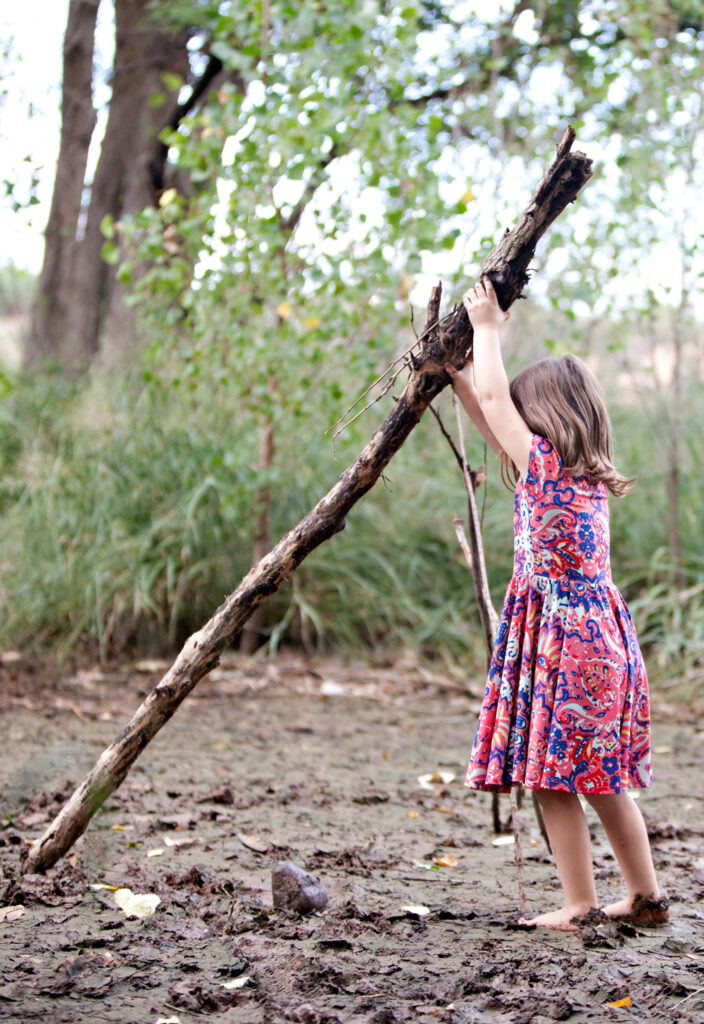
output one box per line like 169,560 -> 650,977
22,127 -> 592,875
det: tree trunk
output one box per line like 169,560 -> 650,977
21,129 -> 592,875
26,0 -> 100,368
27,0 -> 238,369
67,0 -> 190,366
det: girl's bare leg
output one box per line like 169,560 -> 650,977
519,790 -> 597,930
585,792 -> 666,920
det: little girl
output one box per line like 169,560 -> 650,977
446,277 -> 666,931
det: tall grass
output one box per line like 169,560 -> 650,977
0,357 -> 703,687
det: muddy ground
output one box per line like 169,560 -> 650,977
1,652 -> 703,1024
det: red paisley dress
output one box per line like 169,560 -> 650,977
464,433 -> 652,794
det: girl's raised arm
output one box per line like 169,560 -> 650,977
445,354 -> 503,456
464,278 -> 532,478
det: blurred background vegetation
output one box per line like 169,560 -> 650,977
0,0 -> 703,697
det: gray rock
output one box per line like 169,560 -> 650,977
271,860 -> 328,915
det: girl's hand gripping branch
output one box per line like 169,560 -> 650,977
463,277 -> 510,330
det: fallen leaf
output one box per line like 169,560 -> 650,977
492,836 -> 515,847
147,848 -> 165,857
237,832 -> 269,853
382,750 -> 389,760
215,741 -> 227,750
610,996 -> 632,1008
0,905 -> 25,922
222,975 -> 251,990
113,888 -> 161,919
435,805 -> 453,814
19,810 -> 50,827
406,811 -> 419,818
163,834 -> 196,848
111,824 -> 129,830
400,904 -> 430,916
432,853 -> 458,868
417,771 -> 455,790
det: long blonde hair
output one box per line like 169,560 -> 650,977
502,355 -> 635,497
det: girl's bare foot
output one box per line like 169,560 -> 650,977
601,894 -> 669,925
518,903 -> 594,931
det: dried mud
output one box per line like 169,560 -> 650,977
1,653 -> 703,1023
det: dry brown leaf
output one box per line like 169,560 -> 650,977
237,832 -> 269,853
432,853 -> 458,868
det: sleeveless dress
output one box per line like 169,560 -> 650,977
464,433 -> 652,794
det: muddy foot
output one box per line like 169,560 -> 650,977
601,894 -> 670,926
518,904 -> 595,931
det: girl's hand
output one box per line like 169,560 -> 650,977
444,353 -> 475,393
463,277 -> 510,331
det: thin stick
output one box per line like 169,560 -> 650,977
509,787 -> 527,915
453,515 -> 474,572
325,329 -> 440,441
676,986 -> 704,1007
452,393 -> 498,657
428,402 -> 480,489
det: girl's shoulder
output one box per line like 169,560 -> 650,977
522,433 -> 563,490
521,432 -> 607,499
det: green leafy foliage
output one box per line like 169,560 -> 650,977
4,0 -> 704,683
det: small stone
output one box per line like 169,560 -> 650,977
271,860 -> 328,915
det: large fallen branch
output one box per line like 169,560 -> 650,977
23,127 -> 592,873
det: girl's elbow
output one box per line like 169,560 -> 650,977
477,388 -> 502,409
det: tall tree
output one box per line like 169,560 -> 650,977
28,0 -> 100,367
26,0 -> 228,368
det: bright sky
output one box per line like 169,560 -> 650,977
0,1 -> 698,317
0,0 -> 113,273
1,0 -> 515,277
1,2 -> 65,271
